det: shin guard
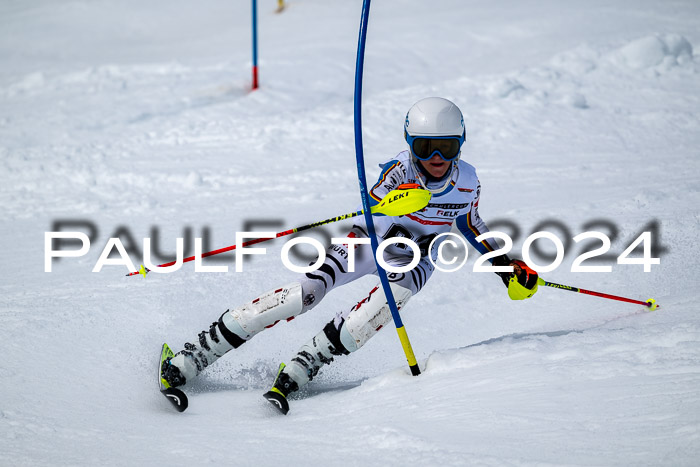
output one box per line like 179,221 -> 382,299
221,283 -> 303,340
339,282 -> 412,353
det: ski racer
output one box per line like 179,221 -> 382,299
160,97 -> 539,414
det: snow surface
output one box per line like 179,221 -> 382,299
2,0 -> 700,465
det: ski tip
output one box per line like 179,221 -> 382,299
161,387 -> 188,412
263,389 -> 289,415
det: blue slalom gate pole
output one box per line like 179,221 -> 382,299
251,0 -> 259,89
352,0 -> 421,376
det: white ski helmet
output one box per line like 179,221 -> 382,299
405,97 -> 465,139
404,97 -> 465,188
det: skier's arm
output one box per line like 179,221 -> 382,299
455,190 -> 538,299
455,184 -> 512,286
455,184 -> 504,257
368,160 -> 407,209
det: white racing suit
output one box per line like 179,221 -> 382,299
167,151 -> 501,393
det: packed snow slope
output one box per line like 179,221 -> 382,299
2,0 -> 700,465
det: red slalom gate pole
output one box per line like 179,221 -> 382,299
538,278 -> 659,310
251,0 -> 259,90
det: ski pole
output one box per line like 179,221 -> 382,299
538,278 -> 659,310
126,187 -> 431,277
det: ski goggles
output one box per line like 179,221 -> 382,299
406,134 -> 465,161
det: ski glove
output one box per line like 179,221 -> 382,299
491,255 -> 513,287
492,256 -> 539,300
507,259 -> 539,300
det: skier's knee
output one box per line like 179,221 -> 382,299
298,276 -> 327,312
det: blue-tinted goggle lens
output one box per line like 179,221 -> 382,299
410,137 -> 462,161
